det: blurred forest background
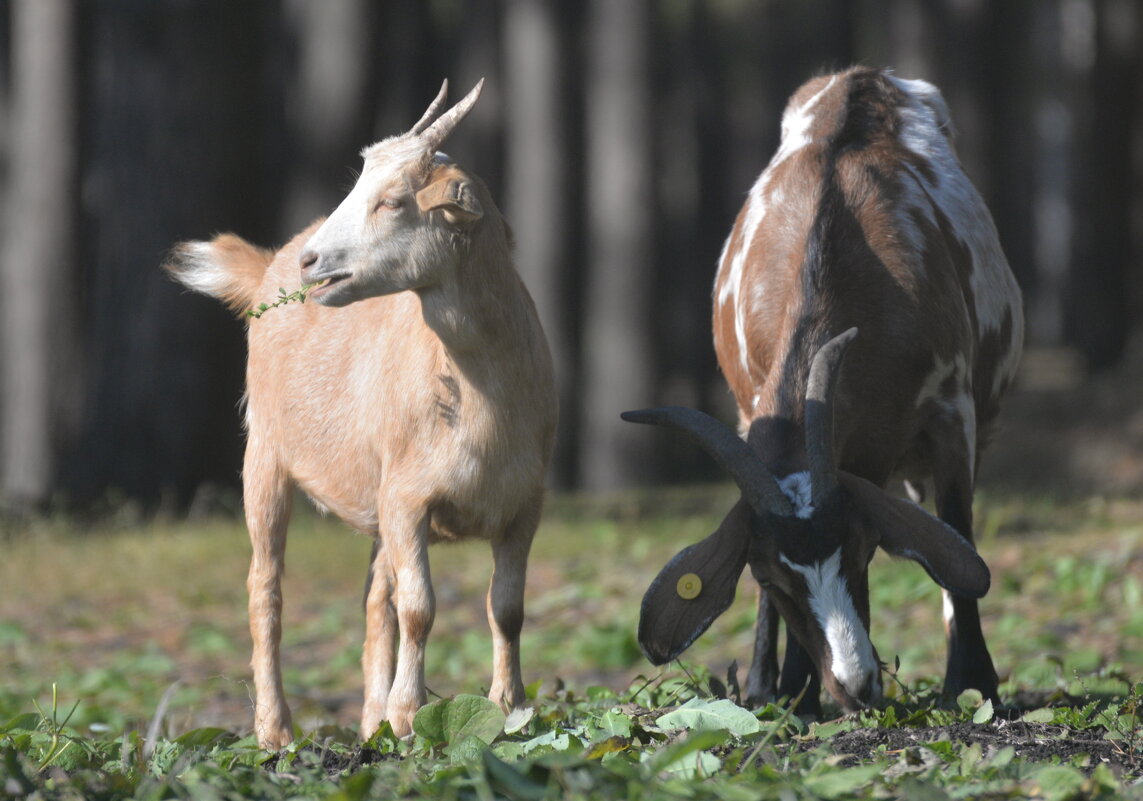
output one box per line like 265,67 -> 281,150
0,0 -> 1140,515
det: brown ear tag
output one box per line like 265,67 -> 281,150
637,523 -> 750,665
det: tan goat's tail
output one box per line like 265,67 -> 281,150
164,234 -> 274,317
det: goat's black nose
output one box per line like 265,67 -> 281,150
299,250 -> 319,271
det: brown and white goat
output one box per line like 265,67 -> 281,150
165,81 -> 557,747
625,67 -> 1023,715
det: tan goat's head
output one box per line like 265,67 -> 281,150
300,80 -> 487,306
624,329 -> 992,712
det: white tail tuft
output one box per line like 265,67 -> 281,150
164,234 -> 273,316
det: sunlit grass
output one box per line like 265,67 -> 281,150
1,487 -> 1141,739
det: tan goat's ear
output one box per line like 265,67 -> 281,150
837,471 -> 991,599
637,504 -> 752,665
415,172 -> 483,224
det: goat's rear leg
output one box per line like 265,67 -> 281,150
486,502 -> 540,711
361,538 -> 398,739
244,452 -> 294,749
930,422 -> 1000,704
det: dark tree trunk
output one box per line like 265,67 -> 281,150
1,0 -> 79,511
977,0 -> 1039,312
371,0 -> 435,139
579,0 -> 656,490
453,0 -> 504,195
280,0 -> 378,235
72,1 -> 279,510
1064,0 -> 1138,369
502,0 -> 578,487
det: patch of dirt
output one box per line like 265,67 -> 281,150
821,719 -> 1142,778
261,713 -> 1143,781
263,743 -> 401,776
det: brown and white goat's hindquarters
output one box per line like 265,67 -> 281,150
243,444 -> 295,750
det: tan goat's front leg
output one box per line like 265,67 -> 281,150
244,453 -> 294,749
486,504 -> 539,711
370,492 -> 434,739
361,539 -> 398,738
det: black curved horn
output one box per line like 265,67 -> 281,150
804,327 -> 858,505
621,406 -> 794,518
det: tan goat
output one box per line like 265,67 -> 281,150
165,81 -> 557,747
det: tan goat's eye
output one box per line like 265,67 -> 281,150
375,197 -> 402,213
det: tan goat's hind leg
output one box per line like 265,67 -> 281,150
244,457 -> 294,749
361,540 -> 398,739
380,501 -> 435,738
487,508 -> 538,710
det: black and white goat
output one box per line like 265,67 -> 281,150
625,67 -> 1023,714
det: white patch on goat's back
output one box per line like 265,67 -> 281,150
715,77 -> 838,379
717,171 -> 771,376
888,74 -> 1023,347
777,471 -> 814,519
780,549 -> 878,698
886,76 -> 950,161
776,76 -> 837,162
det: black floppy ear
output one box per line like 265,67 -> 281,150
837,471 -> 991,598
637,502 -> 754,664
416,169 -> 483,224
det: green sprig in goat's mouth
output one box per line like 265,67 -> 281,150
247,282 -> 322,318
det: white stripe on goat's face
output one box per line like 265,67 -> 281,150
780,549 -> 880,700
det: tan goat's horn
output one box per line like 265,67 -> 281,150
621,406 -> 795,519
408,80 -> 450,137
804,327 -> 858,505
419,78 -> 484,152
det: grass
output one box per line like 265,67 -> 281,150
2,486 -> 1143,798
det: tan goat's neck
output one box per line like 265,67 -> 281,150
416,224 -> 542,396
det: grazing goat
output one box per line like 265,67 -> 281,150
625,67 -> 1023,715
165,81 -> 557,747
